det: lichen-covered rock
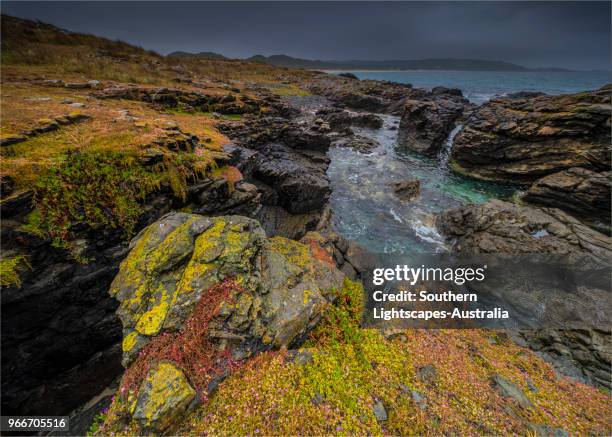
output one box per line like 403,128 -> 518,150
110,212 -> 344,366
450,85 -> 611,182
132,361 -> 196,433
491,374 -> 533,408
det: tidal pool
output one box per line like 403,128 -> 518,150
327,114 -> 516,255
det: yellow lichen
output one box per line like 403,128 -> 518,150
269,236 -> 311,269
0,255 -> 30,288
133,361 -> 196,431
135,291 -> 171,336
122,331 -> 139,353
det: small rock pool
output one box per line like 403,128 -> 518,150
327,115 -> 515,255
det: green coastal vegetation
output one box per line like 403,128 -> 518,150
0,13 -> 610,437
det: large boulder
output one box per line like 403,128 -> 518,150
224,142 -> 331,215
523,168 -> 610,232
450,85 -> 611,183
110,212 -> 344,366
397,97 -> 467,155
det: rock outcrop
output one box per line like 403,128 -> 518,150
224,142 -> 330,216
307,76 -> 422,114
437,199 -> 610,261
111,213 -> 344,365
218,102 -> 339,238
1,154 -> 259,417
450,85 -> 611,183
106,212 -> 344,429
315,107 -> 383,130
437,199 -> 611,389
397,97 -> 468,155
523,168 -> 610,232
94,85 -> 260,114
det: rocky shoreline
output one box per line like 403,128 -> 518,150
0,15 -> 610,435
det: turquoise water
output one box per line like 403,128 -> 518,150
328,115 -> 515,255
337,70 -> 610,104
327,70 -> 608,254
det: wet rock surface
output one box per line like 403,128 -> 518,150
398,96 -> 470,155
451,85 -> 611,183
523,167 -> 611,233
390,179 -> 421,202
438,199 -> 611,389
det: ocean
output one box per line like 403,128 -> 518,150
333,70 -> 610,104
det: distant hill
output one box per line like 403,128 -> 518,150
248,54 -> 337,70
168,51 -> 228,60
247,54 -> 571,72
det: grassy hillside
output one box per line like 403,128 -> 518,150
0,14 -> 312,252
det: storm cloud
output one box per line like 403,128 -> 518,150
2,1 -> 610,70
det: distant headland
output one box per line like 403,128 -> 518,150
168,51 -> 573,72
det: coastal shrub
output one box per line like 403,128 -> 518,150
24,148 -> 219,253
28,150 -> 162,250
179,279 -> 611,436
0,255 -> 30,288
183,279 -> 412,435
120,279 -> 243,401
86,412 -> 107,437
307,277 -> 365,348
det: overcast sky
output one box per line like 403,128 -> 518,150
2,1 -> 611,70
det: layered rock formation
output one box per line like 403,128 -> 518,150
437,199 -> 611,388
523,168 -> 611,232
94,85 -> 261,115
307,76 -> 419,114
437,199 -> 610,261
450,85 -> 611,183
218,93 -> 383,239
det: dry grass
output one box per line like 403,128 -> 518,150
0,81 -> 232,189
0,14 -> 316,190
1,14 -> 314,90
